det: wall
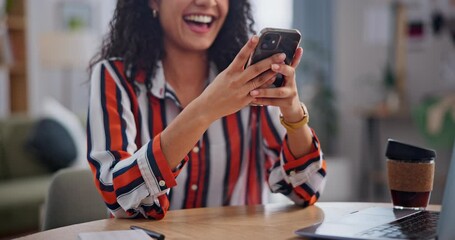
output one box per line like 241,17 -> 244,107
26,0 -> 116,117
333,0 -> 391,201
0,67 -> 8,117
405,0 -> 455,105
333,0 -> 454,203
250,0 -> 293,31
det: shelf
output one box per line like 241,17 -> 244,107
6,16 -> 25,30
9,62 -> 26,75
6,0 -> 28,114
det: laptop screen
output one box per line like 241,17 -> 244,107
437,141 -> 455,239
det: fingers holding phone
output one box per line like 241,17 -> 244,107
247,28 -> 301,88
290,46 -> 303,68
250,47 -> 303,93
226,36 -> 286,87
269,46 -> 304,89
242,53 -> 286,90
249,45 -> 304,109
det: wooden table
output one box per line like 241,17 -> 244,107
17,202 -> 441,240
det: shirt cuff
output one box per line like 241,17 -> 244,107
137,133 -> 178,195
281,130 -> 323,187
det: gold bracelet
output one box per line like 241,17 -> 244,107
279,102 -> 309,132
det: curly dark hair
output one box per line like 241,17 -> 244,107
89,0 -> 255,89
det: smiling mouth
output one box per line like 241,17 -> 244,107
183,14 -> 215,28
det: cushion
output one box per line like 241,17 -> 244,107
40,97 -> 87,169
27,118 -> 77,171
26,98 -> 88,172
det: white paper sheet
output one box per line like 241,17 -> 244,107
78,230 -> 150,240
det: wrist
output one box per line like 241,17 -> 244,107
281,101 -> 306,122
280,102 -> 309,132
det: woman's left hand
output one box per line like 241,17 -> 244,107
249,47 -> 305,123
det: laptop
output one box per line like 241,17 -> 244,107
295,142 -> 455,240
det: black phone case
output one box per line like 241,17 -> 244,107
250,28 -> 301,87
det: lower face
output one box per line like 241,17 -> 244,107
154,0 -> 229,53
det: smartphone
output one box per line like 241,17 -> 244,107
248,28 -> 301,87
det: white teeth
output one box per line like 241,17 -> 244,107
184,15 -> 213,24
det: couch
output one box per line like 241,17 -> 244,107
0,115 -> 53,236
0,99 -> 88,236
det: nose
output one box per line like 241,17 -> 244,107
194,0 -> 217,7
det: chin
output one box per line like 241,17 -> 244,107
186,39 -> 216,52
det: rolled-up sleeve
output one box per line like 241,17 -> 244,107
261,106 -> 327,207
137,134 -> 178,195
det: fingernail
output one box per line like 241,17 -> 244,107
269,76 -> 277,83
250,90 -> 259,96
251,36 -> 259,43
271,64 -> 280,71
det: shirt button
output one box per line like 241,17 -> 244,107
191,184 -> 198,191
159,180 -> 166,187
192,146 -> 200,153
289,171 -> 296,176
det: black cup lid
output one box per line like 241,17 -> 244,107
386,139 -> 436,162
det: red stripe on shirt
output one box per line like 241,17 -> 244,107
196,143 -> 207,207
247,108 -> 261,204
152,134 -> 177,188
321,159 -> 327,174
113,165 -> 143,189
225,113 -> 242,202
112,61 -> 142,147
294,186 -> 312,201
150,96 -> 164,137
88,163 -> 118,205
103,67 -> 128,157
185,148 -> 200,208
260,108 -> 281,149
283,148 -> 321,171
144,194 -> 169,220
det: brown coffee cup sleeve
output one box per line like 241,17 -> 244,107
387,160 -> 434,192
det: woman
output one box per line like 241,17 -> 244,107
88,0 -> 326,220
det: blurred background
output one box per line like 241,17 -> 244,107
0,0 -> 454,238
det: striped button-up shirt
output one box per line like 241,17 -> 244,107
87,59 -> 327,219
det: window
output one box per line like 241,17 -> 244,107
250,0 -> 293,32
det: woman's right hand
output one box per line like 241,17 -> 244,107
197,36 -> 286,122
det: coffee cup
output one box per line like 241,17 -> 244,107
386,139 -> 436,210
